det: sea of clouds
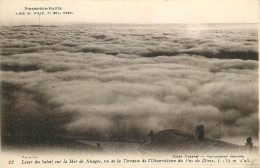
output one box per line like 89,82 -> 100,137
0,24 -> 258,145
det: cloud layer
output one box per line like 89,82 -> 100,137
0,24 -> 258,145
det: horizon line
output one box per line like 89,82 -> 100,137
1,22 -> 258,27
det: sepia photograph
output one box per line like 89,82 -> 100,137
0,0 -> 259,167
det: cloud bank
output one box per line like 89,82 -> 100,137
0,24 -> 258,145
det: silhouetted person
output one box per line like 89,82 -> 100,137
245,137 -> 253,153
147,130 -> 155,143
195,125 -> 204,141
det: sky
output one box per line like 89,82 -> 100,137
0,0 -> 259,26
